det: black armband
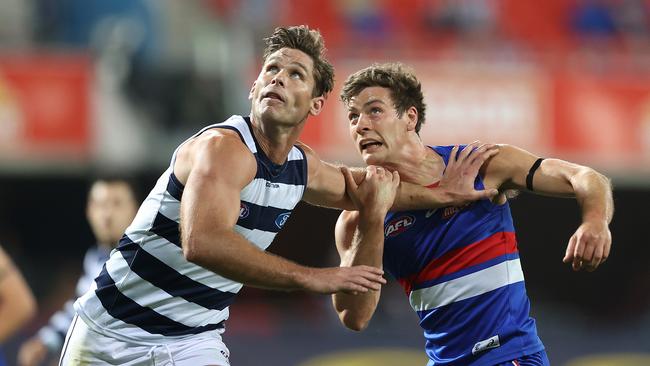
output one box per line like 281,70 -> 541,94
525,158 -> 545,191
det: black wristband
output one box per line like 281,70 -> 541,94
526,158 -> 545,191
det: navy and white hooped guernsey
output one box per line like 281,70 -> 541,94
74,115 -> 308,342
383,145 -> 544,366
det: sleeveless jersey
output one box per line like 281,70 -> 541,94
74,115 -> 308,343
382,145 -> 544,365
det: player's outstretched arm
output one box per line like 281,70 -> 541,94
483,144 -> 613,272
332,166 -> 399,331
301,142 -> 499,210
175,131 -> 385,294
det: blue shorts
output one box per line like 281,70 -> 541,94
494,350 -> 550,366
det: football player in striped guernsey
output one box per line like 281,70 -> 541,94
333,63 -> 613,366
61,28 -> 497,365
19,178 -> 138,366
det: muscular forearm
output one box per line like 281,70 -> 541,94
333,215 -> 384,331
183,230 -> 310,291
571,168 -> 614,224
347,167 -> 451,211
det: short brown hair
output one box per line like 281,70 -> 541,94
263,26 -> 334,98
340,63 -> 426,133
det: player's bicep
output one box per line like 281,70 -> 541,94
523,158 -> 582,197
181,135 -> 256,236
485,145 -> 574,196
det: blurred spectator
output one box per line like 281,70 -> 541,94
0,244 -> 37,366
422,0 -> 498,38
338,0 -> 392,44
17,178 -> 138,366
570,0 -> 617,38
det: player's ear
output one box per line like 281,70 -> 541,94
248,81 -> 257,101
309,96 -> 325,116
405,106 -> 418,131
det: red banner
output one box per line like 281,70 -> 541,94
0,54 -> 91,161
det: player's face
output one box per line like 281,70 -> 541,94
347,86 -> 413,165
249,48 -> 324,127
87,181 -> 138,247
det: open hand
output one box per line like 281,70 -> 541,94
306,265 -> 386,294
438,142 -> 500,206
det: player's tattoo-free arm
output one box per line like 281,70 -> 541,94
302,142 -> 499,210
0,246 -> 36,343
331,166 -> 399,331
331,211 -> 384,331
176,132 -> 385,294
482,144 -> 614,272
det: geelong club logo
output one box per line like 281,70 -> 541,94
385,215 -> 415,237
275,212 -> 291,229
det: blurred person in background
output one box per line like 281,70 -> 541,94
332,63 -> 614,366
61,26 -> 497,365
0,244 -> 37,366
17,178 -> 138,366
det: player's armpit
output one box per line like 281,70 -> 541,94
334,210 -> 360,260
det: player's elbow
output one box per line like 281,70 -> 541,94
572,166 -> 609,185
181,234 -> 203,264
339,310 -> 371,332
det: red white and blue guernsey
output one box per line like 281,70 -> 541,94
383,145 -> 544,366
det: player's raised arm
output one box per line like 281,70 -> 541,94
175,130 -> 385,294
482,144 -> 614,272
332,166 -> 399,331
301,142 -> 499,210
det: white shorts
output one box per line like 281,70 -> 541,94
59,315 -> 230,365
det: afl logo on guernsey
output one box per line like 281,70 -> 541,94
239,203 -> 250,219
385,215 -> 415,238
275,212 -> 291,229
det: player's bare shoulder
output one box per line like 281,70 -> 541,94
295,141 -> 319,166
174,129 -> 257,186
295,140 -> 323,182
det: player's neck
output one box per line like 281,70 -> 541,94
383,140 -> 444,186
249,114 -> 305,164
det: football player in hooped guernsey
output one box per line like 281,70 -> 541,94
61,27 -> 500,365
332,63 -> 614,366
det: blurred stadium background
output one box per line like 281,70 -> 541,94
0,0 -> 649,365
